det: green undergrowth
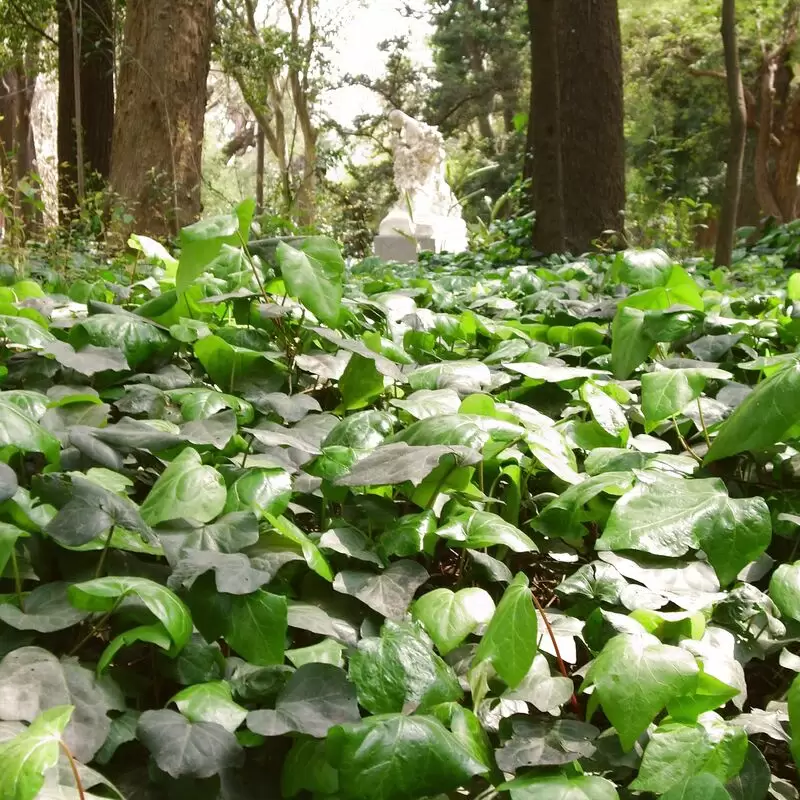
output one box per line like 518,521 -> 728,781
0,205 -> 799,800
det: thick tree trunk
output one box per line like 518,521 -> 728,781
111,0 -> 214,237
557,0 -> 626,253
528,0 -> 564,254
0,58 -> 41,239
57,0 -> 115,218
715,0 -> 747,267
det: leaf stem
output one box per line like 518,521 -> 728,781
672,418 -> 703,463
68,597 -> 122,657
696,397 -> 712,449
95,527 -> 115,578
60,740 -> 86,800
530,589 -> 581,718
10,548 -> 23,612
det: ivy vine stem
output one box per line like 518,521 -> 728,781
530,589 -> 581,718
60,739 -> 86,800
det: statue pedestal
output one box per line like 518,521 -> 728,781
373,234 -> 435,263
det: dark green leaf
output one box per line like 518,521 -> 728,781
246,663 -> 360,738
327,714 -> 485,800
137,709 -> 243,779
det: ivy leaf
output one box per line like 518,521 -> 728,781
0,463 -> 18,503
246,663 -> 360,738
68,576 -> 192,651
169,681 -> 247,733
225,589 -> 288,666
168,550 -> 272,595
0,706 -> 73,800
631,714 -> 748,794
495,718 -> 600,772
333,560 -> 428,620
339,353 -> 385,409
597,476 -> 772,579
137,709 -> 244,779
140,447 -> 226,526
641,368 -> 729,431
42,475 -> 152,547
156,512 -> 260,567
326,714 -> 485,800
0,396 -> 60,462
98,623 -> 172,673
661,774 -> 733,800
0,583 -> 88,633
789,671 -> 800,769
70,313 -> 173,368
706,360 -> 800,463
335,442 -> 482,486
0,647 -> 124,762
0,523 -> 28,577
266,513 -> 333,581
412,587 -> 495,655
474,573 -> 538,690
176,199 -> 253,292
499,773 -> 620,800
349,620 -> 462,714
42,341 -> 129,376
769,561 -> 800,622
224,468 -> 292,517
438,508 -> 538,553
583,633 -> 700,750
277,237 -> 344,326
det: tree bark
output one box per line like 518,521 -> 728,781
57,0 -> 115,218
715,0 -> 747,267
557,0 -> 626,253
255,126 -> 265,214
0,60 -> 41,239
111,0 -> 214,237
528,0 -> 564,254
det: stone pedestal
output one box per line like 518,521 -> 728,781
373,234 -> 435,263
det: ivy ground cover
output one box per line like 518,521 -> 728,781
0,210 -> 799,799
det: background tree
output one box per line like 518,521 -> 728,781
57,0 -> 115,217
0,0 -> 52,239
217,0 -> 330,226
110,0 -> 215,236
526,0 -> 563,254
558,0 -> 626,252
715,0 -> 746,266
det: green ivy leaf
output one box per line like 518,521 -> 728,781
68,576 -> 192,651
277,237 -> 345,326
246,663 -> 360,738
326,714 -> 485,800
0,706 -> 73,800
473,573 -> 537,689
225,589 -> 288,666
583,633 -> 699,750
140,448 -> 226,526
499,773 -> 620,800
631,714 -> 747,793
706,360 -> 800,463
170,681 -> 247,733
137,709 -> 243,779
412,587 -> 495,654
0,396 -> 60,463
769,560 -> 800,622
349,620 -> 462,714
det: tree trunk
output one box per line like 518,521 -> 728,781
0,57 -> 41,239
111,0 -> 214,237
57,0 -> 115,219
557,0 -> 626,253
715,0 -> 747,267
255,126 -> 265,214
528,0 -> 564,254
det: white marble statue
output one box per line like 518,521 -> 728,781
377,110 -> 468,255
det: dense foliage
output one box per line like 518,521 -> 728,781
0,207 -> 799,799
